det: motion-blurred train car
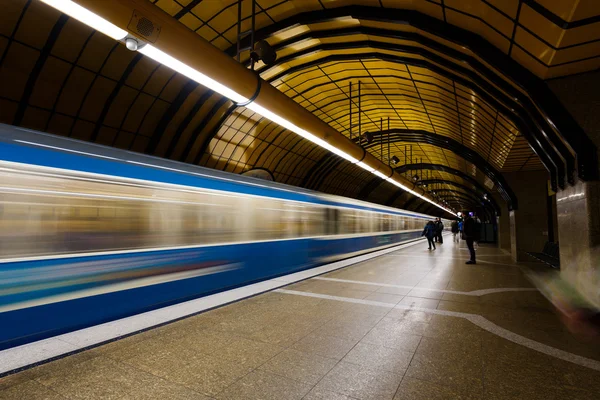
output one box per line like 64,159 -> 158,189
0,123 -> 450,349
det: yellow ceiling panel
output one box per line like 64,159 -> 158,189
534,0 -> 578,22
195,24 -> 219,42
559,22 -> 600,48
358,19 -> 417,33
179,12 -> 203,31
276,38 -> 321,58
514,27 -> 555,65
518,4 -> 564,47
308,17 -> 361,32
380,0 -> 420,8
550,40 -> 600,65
321,0 -> 383,6
569,0 -> 600,21
320,34 -> 369,44
510,45 -> 552,78
412,0 -> 444,21
190,0 -> 236,22
154,0 -> 182,16
485,0 -> 519,19
266,2 -> 301,22
447,0 -> 513,37
479,22 -> 512,55
545,57 -> 600,79
270,25 -> 311,43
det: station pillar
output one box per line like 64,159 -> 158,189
503,171 -> 552,262
547,69 -> 600,308
495,194 -> 511,253
556,180 -> 600,308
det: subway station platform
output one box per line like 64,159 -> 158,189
1,238 -> 600,400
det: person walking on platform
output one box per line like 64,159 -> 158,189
463,214 -> 476,264
451,220 -> 459,242
434,218 -> 444,244
422,221 -> 436,250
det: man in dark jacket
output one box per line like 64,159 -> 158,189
422,221 -> 436,250
463,214 -> 476,264
434,218 -> 444,243
451,220 -> 459,242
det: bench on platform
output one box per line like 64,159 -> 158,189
527,242 -> 560,269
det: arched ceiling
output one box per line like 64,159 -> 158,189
1,0 -> 598,215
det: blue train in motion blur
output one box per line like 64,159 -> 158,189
0,123 -> 448,350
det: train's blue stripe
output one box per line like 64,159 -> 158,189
0,232 -> 422,350
0,141 -> 429,219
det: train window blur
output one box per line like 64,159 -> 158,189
0,164 -> 440,260
357,211 -> 370,233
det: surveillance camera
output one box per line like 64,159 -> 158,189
125,38 -> 139,51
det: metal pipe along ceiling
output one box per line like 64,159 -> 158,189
71,0 -> 455,215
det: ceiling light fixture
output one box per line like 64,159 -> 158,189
138,45 -> 249,105
244,102 -> 359,164
356,161 -> 375,173
373,170 -> 390,180
39,0 -> 127,40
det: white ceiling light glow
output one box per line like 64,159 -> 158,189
372,170 -> 389,180
37,0 -> 455,217
138,45 -> 249,105
39,0 -> 128,40
245,102 -> 360,164
356,161 -> 375,173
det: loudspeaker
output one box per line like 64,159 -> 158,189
251,40 -> 277,66
128,10 -> 161,43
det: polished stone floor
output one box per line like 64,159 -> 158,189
2,240 -> 600,399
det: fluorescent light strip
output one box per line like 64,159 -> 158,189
245,102 -> 359,164
37,0 -> 454,216
386,178 -> 456,215
355,161 -> 375,172
39,0 -> 127,40
372,170 -> 389,180
138,45 -> 248,105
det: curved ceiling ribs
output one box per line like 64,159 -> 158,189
3,0 -> 599,218
417,192 -> 493,220
307,128 -> 512,209
419,179 -> 501,215
358,129 -> 516,208
263,48 -> 566,184
241,6 -> 596,186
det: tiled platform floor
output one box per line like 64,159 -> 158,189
2,240 -> 600,399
